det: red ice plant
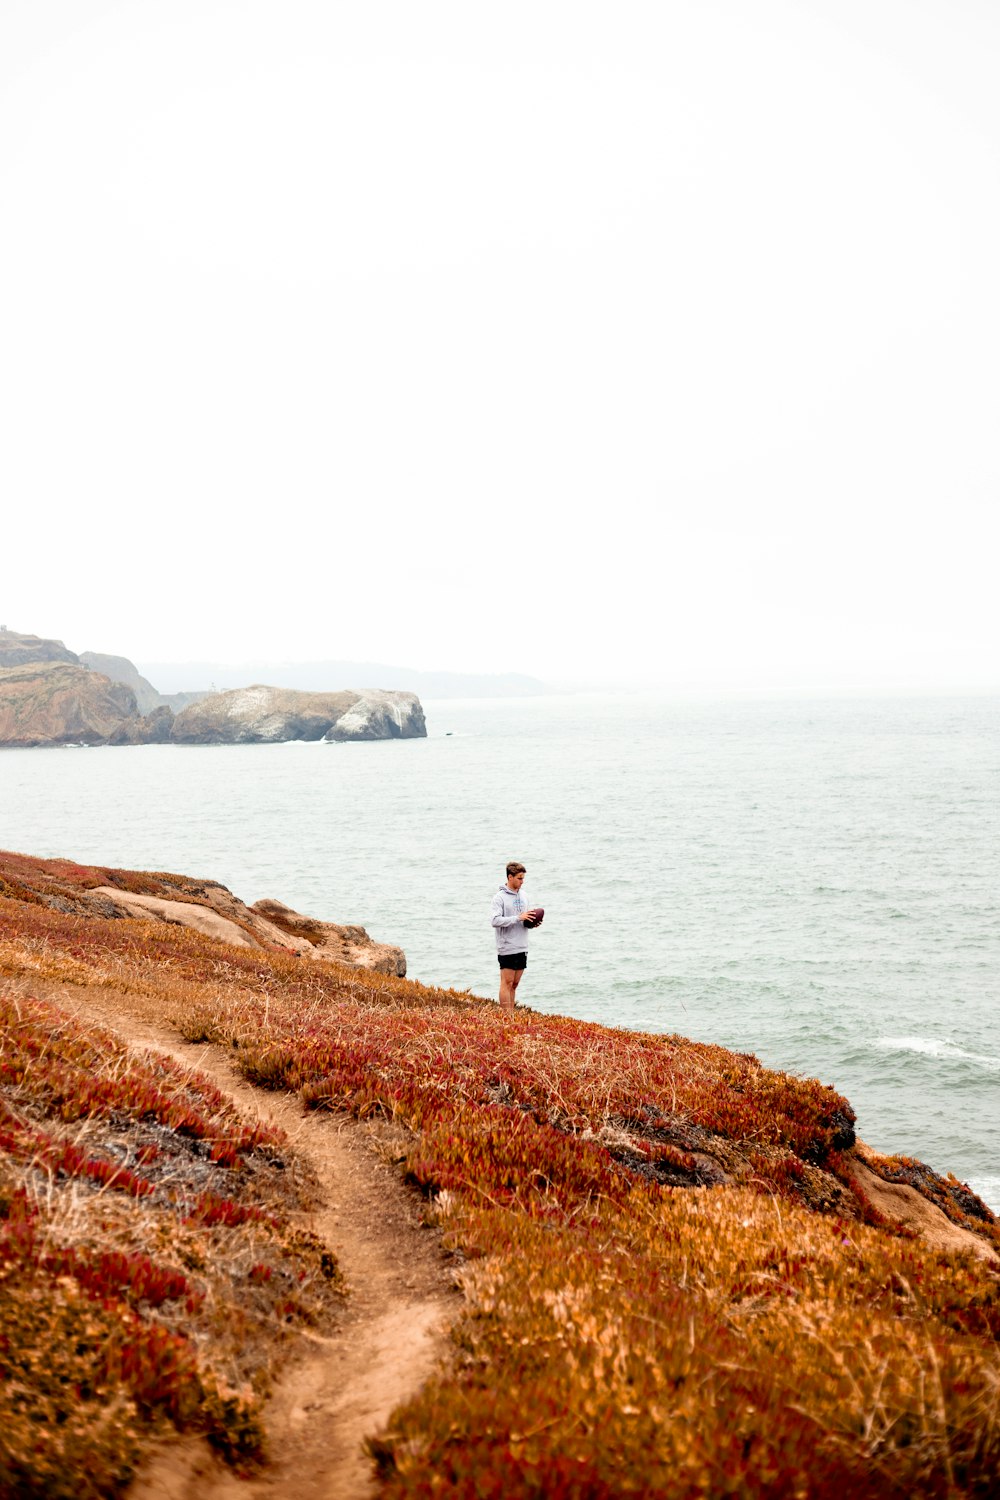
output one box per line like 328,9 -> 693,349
2,850 -> 998,1498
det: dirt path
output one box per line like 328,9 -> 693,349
55,985 -> 458,1500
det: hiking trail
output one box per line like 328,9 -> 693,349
56,985 -> 458,1500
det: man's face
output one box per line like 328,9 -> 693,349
508,871 -> 525,891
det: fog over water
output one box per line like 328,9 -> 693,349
2,2 -> 999,693
2,693 -> 996,1210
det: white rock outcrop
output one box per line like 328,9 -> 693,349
170,685 -> 426,744
324,689 -> 426,741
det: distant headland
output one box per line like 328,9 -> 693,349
0,628 -> 426,746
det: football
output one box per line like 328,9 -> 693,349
523,907 -> 545,929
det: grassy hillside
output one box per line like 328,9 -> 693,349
1,849 -> 997,1497
0,990 -> 342,1498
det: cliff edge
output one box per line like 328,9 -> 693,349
1,847 -> 998,1498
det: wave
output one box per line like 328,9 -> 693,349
876,1035 -> 1000,1072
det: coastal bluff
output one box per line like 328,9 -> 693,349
0,629 -> 426,746
0,659 -> 139,747
0,847 -> 998,1497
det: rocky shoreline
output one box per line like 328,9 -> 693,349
0,630 -> 426,746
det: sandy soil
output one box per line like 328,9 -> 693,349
53,986 -> 459,1500
88,889 -> 257,949
848,1152 -> 997,1263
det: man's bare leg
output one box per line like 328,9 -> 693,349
499,967 -> 524,1012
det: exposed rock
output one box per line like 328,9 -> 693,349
252,897 -> 407,976
0,662 -> 138,747
1,855 -> 411,974
171,685 -> 354,744
87,887 -> 256,947
325,689 -> 427,742
846,1151 -> 997,1262
171,685 -> 426,745
0,629 -> 79,669
83,883 -> 406,973
0,632 -> 425,748
108,705 -> 175,746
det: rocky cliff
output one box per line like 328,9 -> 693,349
0,631 -> 427,746
170,685 -> 426,744
0,661 -> 139,747
109,704 -> 176,745
326,688 -> 427,742
0,628 -> 79,669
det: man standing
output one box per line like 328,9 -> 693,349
491,861 -> 533,1012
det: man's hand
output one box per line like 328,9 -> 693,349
519,910 -> 533,922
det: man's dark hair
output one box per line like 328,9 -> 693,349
506,861 -> 526,878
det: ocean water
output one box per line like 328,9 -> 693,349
1,693 -> 997,1210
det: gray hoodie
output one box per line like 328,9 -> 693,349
491,883 -> 529,955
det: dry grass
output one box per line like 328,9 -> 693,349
1,849 -> 998,1497
0,985 -> 342,1498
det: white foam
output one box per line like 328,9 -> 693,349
877,1036 -> 1000,1071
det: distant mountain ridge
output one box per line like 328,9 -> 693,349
138,659 -> 549,699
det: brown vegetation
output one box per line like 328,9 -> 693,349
0,990 -> 342,1498
1,848 -> 998,1496
0,848 -> 406,973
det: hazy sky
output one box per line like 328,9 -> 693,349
2,2 -> 997,690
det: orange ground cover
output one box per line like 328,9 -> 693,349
0,849 -> 997,1497
0,986 -> 342,1499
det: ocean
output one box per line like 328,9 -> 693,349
1,692 -> 997,1210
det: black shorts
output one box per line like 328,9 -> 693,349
498,951 -> 527,970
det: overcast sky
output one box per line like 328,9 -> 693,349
2,1 -> 997,691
